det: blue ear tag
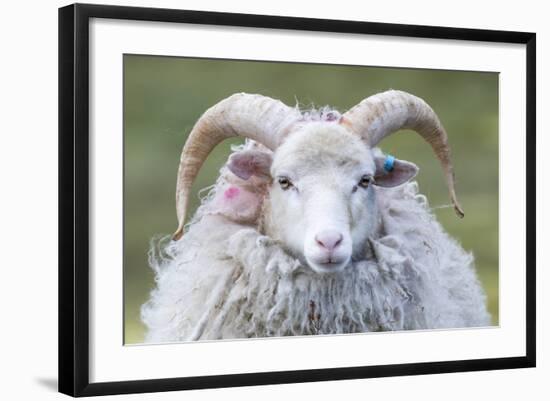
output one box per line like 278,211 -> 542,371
383,154 -> 395,173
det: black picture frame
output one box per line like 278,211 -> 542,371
58,3 -> 536,397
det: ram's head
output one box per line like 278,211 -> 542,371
173,91 -> 463,273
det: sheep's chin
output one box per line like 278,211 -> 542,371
305,257 -> 350,274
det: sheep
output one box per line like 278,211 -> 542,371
141,90 -> 491,342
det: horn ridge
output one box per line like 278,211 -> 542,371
173,93 -> 299,240
343,90 -> 464,218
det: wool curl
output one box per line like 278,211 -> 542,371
141,141 -> 490,343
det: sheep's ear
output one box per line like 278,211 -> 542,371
373,155 -> 419,188
227,150 -> 273,180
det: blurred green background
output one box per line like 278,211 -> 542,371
124,55 -> 499,344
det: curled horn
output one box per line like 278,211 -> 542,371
342,90 -> 465,218
173,93 -> 300,240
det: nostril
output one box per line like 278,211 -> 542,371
315,231 -> 344,252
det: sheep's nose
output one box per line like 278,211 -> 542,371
315,230 -> 343,252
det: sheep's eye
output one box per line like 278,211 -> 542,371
278,177 -> 292,190
358,175 -> 371,188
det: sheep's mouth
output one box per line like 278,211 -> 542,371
306,256 -> 350,274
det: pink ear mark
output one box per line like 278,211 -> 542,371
224,186 -> 240,200
210,185 -> 263,223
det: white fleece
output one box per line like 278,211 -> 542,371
141,144 -> 490,342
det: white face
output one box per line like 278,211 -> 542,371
267,124 -> 378,273
227,123 -> 419,274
